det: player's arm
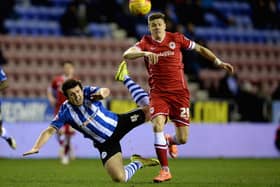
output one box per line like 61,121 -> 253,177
23,125 -> 57,156
90,88 -> 110,101
0,79 -> 8,91
123,46 -> 158,64
194,43 -> 234,74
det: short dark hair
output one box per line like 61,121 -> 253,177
62,79 -> 82,98
148,12 -> 166,23
62,61 -> 74,67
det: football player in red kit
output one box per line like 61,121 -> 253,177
47,61 -> 76,164
122,12 -> 234,182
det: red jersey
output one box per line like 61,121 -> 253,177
136,32 -> 195,94
51,75 -> 67,114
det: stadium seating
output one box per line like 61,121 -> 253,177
4,0 -> 280,44
1,33 -> 279,98
201,42 -> 280,95
49,0 -> 72,7
2,35 -> 277,98
86,23 -> 113,38
14,5 -> 65,21
4,20 -> 61,36
195,27 -> 280,43
1,0 -> 279,99
212,1 -> 251,16
0,35 -> 138,98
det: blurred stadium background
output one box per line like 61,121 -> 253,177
0,0 -> 280,159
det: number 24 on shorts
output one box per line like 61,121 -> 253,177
180,107 -> 190,119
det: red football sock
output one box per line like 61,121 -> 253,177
154,132 -> 169,167
155,145 -> 168,167
64,145 -> 70,154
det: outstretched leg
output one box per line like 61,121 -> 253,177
115,60 -> 149,107
116,61 -> 173,182
104,152 -> 159,182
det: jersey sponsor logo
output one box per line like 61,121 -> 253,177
101,151 -> 107,159
157,50 -> 174,57
130,114 -> 139,122
169,42 -> 176,49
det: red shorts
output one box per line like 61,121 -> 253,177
149,90 -> 190,126
61,124 -> 75,135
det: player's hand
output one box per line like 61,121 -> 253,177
144,52 -> 158,64
90,94 -> 103,101
23,148 -> 39,156
219,62 -> 234,74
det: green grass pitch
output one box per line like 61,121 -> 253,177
1,158 -> 280,187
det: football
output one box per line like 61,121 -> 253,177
129,0 -> 151,16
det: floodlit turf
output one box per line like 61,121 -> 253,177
1,158 -> 280,187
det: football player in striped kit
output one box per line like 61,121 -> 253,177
23,78 -> 159,183
0,66 -> 16,150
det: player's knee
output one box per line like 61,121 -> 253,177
142,106 -> 151,121
153,121 -> 164,132
111,173 -> 126,183
152,116 -> 166,132
177,133 -> 188,144
178,136 -> 188,144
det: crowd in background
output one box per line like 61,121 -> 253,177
1,0 -> 279,37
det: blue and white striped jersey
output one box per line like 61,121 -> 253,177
0,66 -> 7,82
51,86 -> 118,144
0,66 -> 7,105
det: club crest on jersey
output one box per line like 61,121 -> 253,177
101,151 -> 107,159
150,107 -> 154,114
169,42 -> 176,49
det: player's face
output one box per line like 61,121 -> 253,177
66,85 -> 84,106
64,63 -> 74,78
148,18 -> 166,40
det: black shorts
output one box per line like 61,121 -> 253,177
0,106 -> 2,126
95,108 -> 146,165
